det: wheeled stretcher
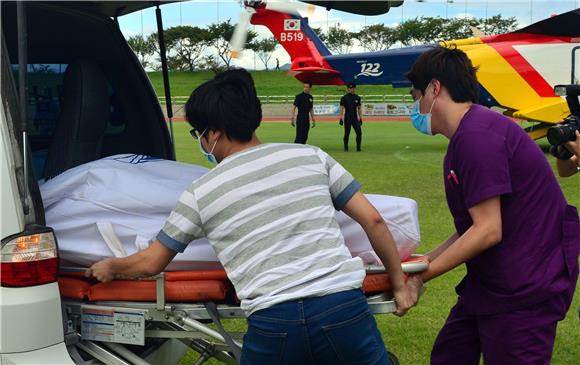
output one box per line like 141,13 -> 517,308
44,156 -> 427,363
58,256 -> 428,365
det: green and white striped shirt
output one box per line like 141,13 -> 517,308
158,143 -> 364,315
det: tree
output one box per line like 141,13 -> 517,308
162,26 -> 211,72
439,17 -> 469,40
394,18 -> 426,46
394,15 -> 517,46
395,17 -> 449,45
326,23 -> 354,54
479,15 -> 518,35
200,55 -> 226,74
439,17 -> 481,40
420,17 -> 448,43
208,20 -> 257,68
357,24 -> 396,51
312,27 -> 327,42
249,37 -> 278,70
127,34 -> 157,70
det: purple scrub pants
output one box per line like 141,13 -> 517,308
431,292 -> 572,365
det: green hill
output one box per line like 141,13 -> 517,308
147,70 -> 410,98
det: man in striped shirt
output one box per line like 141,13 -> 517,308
87,69 -> 422,364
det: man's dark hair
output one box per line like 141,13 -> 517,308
303,81 -> 313,87
185,68 -> 261,142
405,45 -> 479,103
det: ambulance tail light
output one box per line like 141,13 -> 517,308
1,227 -> 59,287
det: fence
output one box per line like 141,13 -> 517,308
158,94 -> 414,104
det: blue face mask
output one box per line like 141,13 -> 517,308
410,91 -> 436,136
198,128 -> 219,165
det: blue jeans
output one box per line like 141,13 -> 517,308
240,289 -> 389,365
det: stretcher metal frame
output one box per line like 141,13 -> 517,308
59,258 -> 427,365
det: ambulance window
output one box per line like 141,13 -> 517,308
11,63 -> 127,177
10,64 -> 65,142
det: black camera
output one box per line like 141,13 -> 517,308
547,84 -> 580,160
547,115 -> 580,145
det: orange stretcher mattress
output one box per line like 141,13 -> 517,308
58,256 -> 428,303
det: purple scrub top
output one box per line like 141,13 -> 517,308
443,104 -> 579,315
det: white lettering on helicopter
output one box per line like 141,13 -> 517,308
355,62 -> 383,78
280,32 -> 304,42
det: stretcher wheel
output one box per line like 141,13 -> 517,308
388,351 -> 400,365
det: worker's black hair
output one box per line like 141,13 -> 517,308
185,68 -> 261,142
405,45 -> 479,103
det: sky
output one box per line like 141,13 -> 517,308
118,0 -> 580,70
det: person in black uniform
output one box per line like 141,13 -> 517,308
290,81 -> 315,144
339,83 -> 363,151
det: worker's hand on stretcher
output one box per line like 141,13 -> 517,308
85,241 -> 177,283
392,274 -> 423,317
85,258 -> 116,282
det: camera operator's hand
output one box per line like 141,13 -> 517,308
290,116 -> 295,127
563,130 -> 580,157
556,130 -> 580,178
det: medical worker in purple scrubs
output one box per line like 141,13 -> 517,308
405,46 -> 580,364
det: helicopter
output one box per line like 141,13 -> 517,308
230,2 -> 580,139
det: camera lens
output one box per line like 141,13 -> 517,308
547,121 -> 579,146
547,125 -> 570,145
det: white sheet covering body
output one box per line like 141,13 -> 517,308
41,154 -> 420,271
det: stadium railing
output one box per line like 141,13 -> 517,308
159,94 -> 414,104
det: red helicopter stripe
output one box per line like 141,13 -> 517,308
482,33 -> 573,97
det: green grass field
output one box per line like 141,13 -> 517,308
171,120 -> 580,365
147,71 -> 409,97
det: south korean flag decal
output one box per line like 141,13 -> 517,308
284,19 -> 301,31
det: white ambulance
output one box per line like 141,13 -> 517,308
1,2 -> 175,363
1,2 -> 414,364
